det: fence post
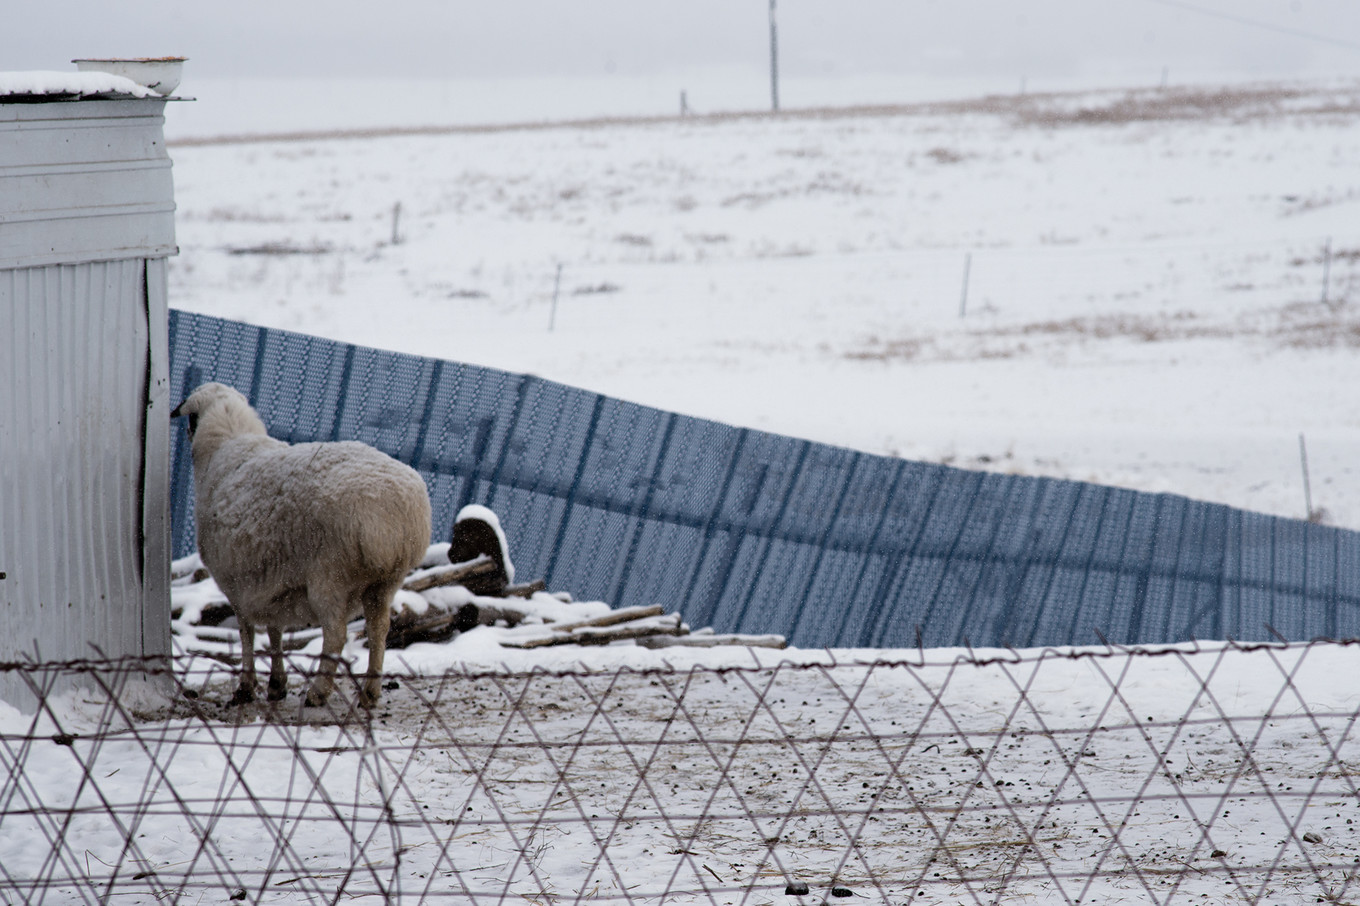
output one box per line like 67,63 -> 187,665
1321,236 -> 1333,308
1300,432 -> 1315,521
959,252 -> 973,318
549,262 -> 563,332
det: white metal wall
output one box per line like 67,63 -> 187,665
0,97 -> 174,709
0,100 -> 177,269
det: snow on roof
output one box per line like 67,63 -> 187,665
0,70 -> 161,101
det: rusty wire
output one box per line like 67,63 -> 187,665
2,639 -> 1360,904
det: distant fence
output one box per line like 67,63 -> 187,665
4,643 -> 1360,904
168,310 -> 1360,649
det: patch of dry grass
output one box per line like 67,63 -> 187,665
171,80 -> 1360,153
1274,300 -> 1360,349
1019,85 -> 1312,127
847,311 -> 1230,363
846,301 -> 1360,364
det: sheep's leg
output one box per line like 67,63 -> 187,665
230,622 -> 258,706
359,584 -> 396,709
305,613 -> 347,707
266,626 -> 287,701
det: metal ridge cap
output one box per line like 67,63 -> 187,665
0,246 -> 180,271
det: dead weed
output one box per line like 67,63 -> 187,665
847,303 -> 1360,363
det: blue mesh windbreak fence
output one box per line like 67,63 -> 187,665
167,310 -> 1360,649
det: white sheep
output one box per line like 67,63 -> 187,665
171,382 -> 432,708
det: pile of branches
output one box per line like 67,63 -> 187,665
172,548 -> 785,653
388,553 -> 785,650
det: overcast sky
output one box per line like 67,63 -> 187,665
7,0 -> 1360,84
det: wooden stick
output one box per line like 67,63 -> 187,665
635,633 -> 787,650
463,602 -> 529,628
385,603 -> 480,649
547,604 -> 665,633
385,597 -> 542,647
402,555 -> 494,592
571,614 -> 681,640
503,614 -> 682,649
503,579 -> 548,599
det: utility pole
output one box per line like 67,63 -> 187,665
769,0 -> 779,112
1322,236 -> 1334,309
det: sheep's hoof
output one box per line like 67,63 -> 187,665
228,686 -> 256,707
304,688 -> 329,708
266,681 -> 287,702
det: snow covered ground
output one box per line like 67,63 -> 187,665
4,635 -> 1359,904
165,77 -> 1360,530
7,74 -> 1360,905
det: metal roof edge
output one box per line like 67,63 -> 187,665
0,246 -> 180,272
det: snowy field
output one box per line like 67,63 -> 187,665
7,75 -> 1360,905
165,77 -> 1360,530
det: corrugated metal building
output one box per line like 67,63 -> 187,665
0,80 -> 177,708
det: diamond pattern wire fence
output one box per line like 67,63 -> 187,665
3,642 -> 1360,905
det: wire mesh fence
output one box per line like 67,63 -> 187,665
3,640 -> 1360,905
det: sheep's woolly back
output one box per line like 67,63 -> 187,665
199,440 -> 431,581
174,382 -> 433,630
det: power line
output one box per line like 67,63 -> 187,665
1140,0 -> 1360,53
